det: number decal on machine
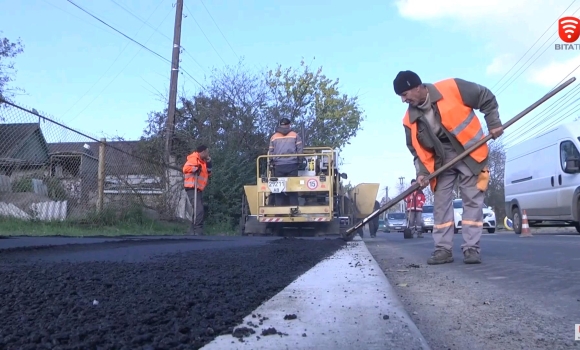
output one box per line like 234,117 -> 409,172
307,178 -> 318,190
268,178 -> 287,193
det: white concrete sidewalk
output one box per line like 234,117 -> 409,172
202,236 -> 430,350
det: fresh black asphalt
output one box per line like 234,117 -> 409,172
0,235 -> 345,350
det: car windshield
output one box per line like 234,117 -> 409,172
422,205 -> 433,213
453,200 -> 462,209
387,213 -> 406,220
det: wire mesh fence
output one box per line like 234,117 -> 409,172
0,100 -> 191,230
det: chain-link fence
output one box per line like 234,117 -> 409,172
0,100 -> 191,230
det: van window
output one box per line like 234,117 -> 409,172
453,200 -> 463,209
560,140 -> 580,171
387,213 -> 406,220
422,205 -> 433,213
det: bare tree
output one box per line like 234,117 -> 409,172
485,140 -> 506,220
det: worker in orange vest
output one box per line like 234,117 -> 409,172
183,145 -> 212,235
394,70 -> 503,265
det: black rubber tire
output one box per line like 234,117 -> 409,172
487,228 -> 496,234
512,207 -> 522,235
403,228 -> 413,239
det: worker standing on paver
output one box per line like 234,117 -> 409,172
183,145 -> 212,235
268,118 -> 303,206
405,179 -> 426,238
394,70 -> 503,265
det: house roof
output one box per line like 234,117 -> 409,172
0,123 -> 41,159
47,140 -> 154,175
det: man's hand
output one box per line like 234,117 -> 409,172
416,175 -> 429,188
489,127 -> 503,139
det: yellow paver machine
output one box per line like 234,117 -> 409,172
239,146 -> 380,240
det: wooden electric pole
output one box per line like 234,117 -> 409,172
164,0 -> 184,164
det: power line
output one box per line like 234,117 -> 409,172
494,3 -> 580,97
66,5 -> 176,124
182,2 -> 228,65
64,0 -> 204,87
107,0 -> 207,73
61,0 -> 167,120
66,0 -> 170,64
490,0 -> 577,92
198,0 -> 239,60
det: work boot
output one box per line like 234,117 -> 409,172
417,232 -> 424,238
463,248 -> 481,264
427,249 -> 454,265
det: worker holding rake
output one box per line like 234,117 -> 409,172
394,70 -> 503,265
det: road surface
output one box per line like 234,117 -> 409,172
365,230 -> 580,350
0,236 -> 345,349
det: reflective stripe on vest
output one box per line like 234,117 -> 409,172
402,79 -> 489,191
184,173 -> 208,190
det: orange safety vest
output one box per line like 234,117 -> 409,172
403,78 -> 488,191
183,152 -> 210,191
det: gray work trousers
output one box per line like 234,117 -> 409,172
432,142 -> 484,254
269,163 -> 299,206
186,188 -> 204,234
408,211 -> 424,232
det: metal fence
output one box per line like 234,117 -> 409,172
0,100 -> 191,224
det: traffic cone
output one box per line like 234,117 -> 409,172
520,209 -> 533,237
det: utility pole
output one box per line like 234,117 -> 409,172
164,0 -> 184,165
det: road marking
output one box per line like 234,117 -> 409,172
555,235 -> 580,237
487,276 -> 507,280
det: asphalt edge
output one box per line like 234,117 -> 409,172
358,236 -> 432,350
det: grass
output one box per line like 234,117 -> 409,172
0,206 -> 238,238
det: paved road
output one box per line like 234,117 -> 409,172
365,230 -> 580,350
0,236 -> 345,349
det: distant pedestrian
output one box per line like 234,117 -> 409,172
405,179 -> 426,238
394,70 -> 503,265
182,145 -> 212,235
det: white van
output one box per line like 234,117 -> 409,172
504,120 -> 580,234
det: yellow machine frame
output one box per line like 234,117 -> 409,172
240,146 -> 381,238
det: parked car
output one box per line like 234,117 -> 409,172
452,198 -> 496,234
504,119 -> 580,234
422,205 -> 434,233
385,212 -> 407,233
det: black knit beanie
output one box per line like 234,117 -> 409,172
393,70 -> 422,95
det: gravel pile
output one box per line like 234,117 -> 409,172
0,237 -> 345,350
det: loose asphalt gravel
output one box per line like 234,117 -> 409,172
0,236 -> 345,350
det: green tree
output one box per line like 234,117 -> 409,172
0,32 -> 24,101
139,59 -> 365,231
265,58 -> 365,150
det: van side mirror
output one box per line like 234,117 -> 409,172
565,156 -> 580,173
340,173 -> 348,179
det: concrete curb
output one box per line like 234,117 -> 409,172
202,236 -> 431,350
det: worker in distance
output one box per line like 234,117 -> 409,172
267,118 -> 304,206
182,145 -> 212,235
394,70 -> 503,265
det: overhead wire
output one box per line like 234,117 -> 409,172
107,0 -> 207,73
66,5 -> 177,124
182,2 -> 228,66
64,0 -> 204,86
60,0 -> 167,120
489,0 -> 577,93
488,1 -> 580,146
198,0 -> 239,60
